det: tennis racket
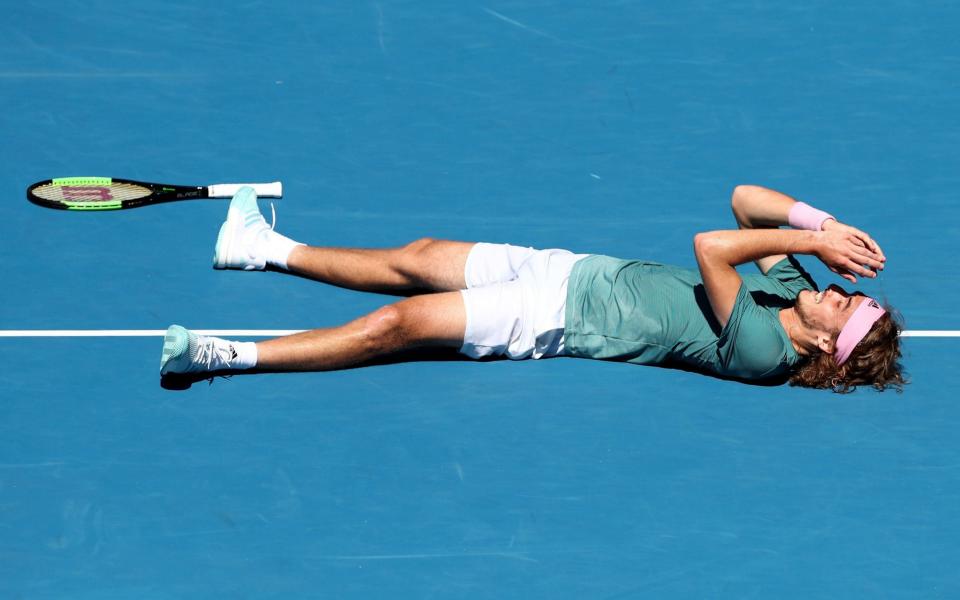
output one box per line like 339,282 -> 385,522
26,177 -> 283,211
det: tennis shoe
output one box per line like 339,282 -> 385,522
213,186 -> 274,270
159,325 -> 244,375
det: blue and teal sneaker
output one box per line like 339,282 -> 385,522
159,325 -> 242,376
213,186 -> 272,270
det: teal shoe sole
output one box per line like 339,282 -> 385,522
160,325 -> 190,375
212,220 -> 232,269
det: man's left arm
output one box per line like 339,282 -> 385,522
731,184 -> 886,281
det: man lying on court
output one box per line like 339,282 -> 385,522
160,185 -> 905,392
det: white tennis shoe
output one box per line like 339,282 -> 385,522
213,186 -> 274,270
159,325 -> 243,375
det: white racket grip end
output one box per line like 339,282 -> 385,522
208,181 -> 283,198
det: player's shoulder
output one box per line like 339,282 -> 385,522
720,290 -> 798,373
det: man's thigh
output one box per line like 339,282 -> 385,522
395,291 -> 467,348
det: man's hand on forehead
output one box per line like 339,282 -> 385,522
820,220 -> 886,283
815,224 -> 886,284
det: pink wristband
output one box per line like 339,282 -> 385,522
788,202 -> 835,231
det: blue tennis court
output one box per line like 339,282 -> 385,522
2,1 -> 958,597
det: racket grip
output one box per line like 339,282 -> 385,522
208,181 -> 283,198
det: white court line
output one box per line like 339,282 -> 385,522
0,330 -> 306,337
0,330 -> 957,337
899,331 -> 960,337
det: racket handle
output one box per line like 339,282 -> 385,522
208,181 -> 283,198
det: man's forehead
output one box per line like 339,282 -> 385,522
840,294 -> 869,326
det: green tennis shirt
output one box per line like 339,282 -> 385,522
563,255 -> 818,380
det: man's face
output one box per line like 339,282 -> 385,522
795,284 -> 867,335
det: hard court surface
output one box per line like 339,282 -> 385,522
1,1 -> 958,597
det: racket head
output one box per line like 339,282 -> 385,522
26,177 -> 168,210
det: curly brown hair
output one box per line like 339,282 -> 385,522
789,307 -> 907,393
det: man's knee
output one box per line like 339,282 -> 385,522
361,304 -> 409,352
404,237 -> 438,252
401,237 -> 438,262
395,237 -> 439,280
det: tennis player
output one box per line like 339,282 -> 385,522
160,185 -> 905,392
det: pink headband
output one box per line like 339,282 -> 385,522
834,296 -> 886,365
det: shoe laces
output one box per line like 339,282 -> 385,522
205,374 -> 233,386
194,336 -> 239,371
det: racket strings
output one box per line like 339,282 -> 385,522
33,182 -> 150,203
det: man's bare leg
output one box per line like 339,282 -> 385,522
214,191 -> 476,293
255,291 -> 466,371
285,238 -> 475,295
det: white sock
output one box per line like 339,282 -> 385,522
259,230 -> 303,271
230,341 -> 259,369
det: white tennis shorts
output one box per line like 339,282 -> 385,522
459,243 -> 590,360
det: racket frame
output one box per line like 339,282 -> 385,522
26,177 -> 282,211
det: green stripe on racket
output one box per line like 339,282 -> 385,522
26,177 -> 283,211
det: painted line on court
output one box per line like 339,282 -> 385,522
899,331 -> 960,337
0,330 -> 957,337
0,330 -> 306,337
